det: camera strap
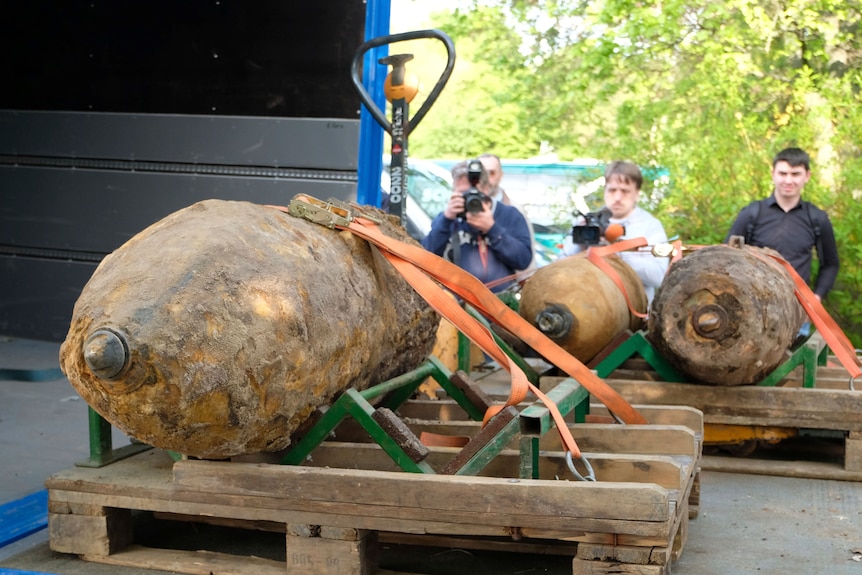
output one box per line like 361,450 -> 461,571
449,223 -> 489,279
449,228 -> 462,265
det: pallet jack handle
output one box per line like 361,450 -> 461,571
351,30 -> 455,225
351,29 -> 455,136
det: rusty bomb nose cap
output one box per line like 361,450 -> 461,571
83,328 -> 130,380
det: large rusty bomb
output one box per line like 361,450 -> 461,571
60,200 -> 439,458
518,254 -> 647,362
648,244 -> 805,385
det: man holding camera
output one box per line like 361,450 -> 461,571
561,160 -> 669,304
422,159 -> 533,292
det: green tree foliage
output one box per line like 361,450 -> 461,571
419,0 -> 862,344
404,6 -> 544,159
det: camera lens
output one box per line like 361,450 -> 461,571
461,191 -> 485,215
581,228 -> 598,242
465,196 -> 483,213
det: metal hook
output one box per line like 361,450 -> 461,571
565,451 -> 596,482
606,409 -> 626,425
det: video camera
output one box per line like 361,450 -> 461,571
571,207 -> 622,245
460,159 -> 487,217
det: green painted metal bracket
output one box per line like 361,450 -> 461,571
453,378 -> 590,478
281,357 -> 490,472
281,388 -> 433,472
593,330 -> 686,382
449,413 -> 522,477
496,290 -> 520,312
378,356 -> 485,421
817,340 -> 829,367
517,378 -> 591,479
518,436 -> 541,479
280,358 -> 591,478
454,295 -> 521,375
457,331 -> 473,374
75,407 -> 151,468
518,378 -> 591,437
759,334 -> 826,388
366,358 -> 438,410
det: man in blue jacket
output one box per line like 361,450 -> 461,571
422,159 -> 533,292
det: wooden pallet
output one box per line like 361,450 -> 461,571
46,395 -> 702,575
587,360 -> 862,480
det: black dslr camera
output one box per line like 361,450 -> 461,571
460,159 -> 487,217
571,207 -> 616,245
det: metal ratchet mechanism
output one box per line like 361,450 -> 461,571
651,242 -> 678,258
288,194 -> 382,229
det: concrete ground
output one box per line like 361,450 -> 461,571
1,335 -> 861,574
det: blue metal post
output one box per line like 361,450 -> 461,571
357,0 -> 391,207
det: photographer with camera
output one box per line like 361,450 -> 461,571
422,159 -> 533,292
561,160 -> 669,304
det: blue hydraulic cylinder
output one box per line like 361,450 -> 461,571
357,0 -> 391,207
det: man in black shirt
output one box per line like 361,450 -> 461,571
725,147 -> 839,302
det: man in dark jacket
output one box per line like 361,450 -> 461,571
725,147 -> 839,302
422,159 -> 533,292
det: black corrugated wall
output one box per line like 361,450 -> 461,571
0,1 -> 365,341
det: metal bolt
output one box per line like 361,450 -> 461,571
691,304 -> 731,339
696,311 -> 721,332
83,329 -> 130,380
535,304 -> 574,339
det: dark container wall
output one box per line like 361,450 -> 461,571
0,1 -> 366,341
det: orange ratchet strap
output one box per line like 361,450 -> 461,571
273,196 -> 649,475
586,238 -> 651,320
670,239 -> 684,264
762,254 -> 862,384
337,213 -> 647,424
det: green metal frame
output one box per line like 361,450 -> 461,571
281,356 -> 483,471
593,329 -> 830,388
282,387 -> 435,473
457,330 -> 472,374
452,377 -> 589,479
593,330 -> 686,381
76,407 -> 151,468
757,333 -> 828,388
280,357 -> 591,478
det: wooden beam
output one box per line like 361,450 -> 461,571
602,379 -> 862,431
172,458 -> 673,526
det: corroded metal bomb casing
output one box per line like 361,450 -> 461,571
60,199 -> 439,459
518,254 -> 647,362
648,244 -> 805,386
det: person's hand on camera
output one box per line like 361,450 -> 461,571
465,200 -> 494,233
443,190 -> 465,220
